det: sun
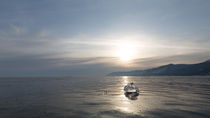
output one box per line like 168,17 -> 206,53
117,48 -> 133,61
115,40 -> 137,62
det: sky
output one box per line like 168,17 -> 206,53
0,0 -> 210,76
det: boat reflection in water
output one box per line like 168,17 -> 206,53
124,92 -> 139,100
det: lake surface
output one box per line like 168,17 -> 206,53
0,76 -> 210,118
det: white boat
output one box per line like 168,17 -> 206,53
124,82 -> 139,94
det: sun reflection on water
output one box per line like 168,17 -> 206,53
104,76 -> 155,115
122,76 -> 129,85
112,76 -> 141,113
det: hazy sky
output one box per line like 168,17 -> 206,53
0,0 -> 210,76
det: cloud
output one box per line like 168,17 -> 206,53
10,24 -> 26,35
37,30 -> 49,38
0,54 -> 123,77
1,50 -> 209,77
0,25 -> 210,77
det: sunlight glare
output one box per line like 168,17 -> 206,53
115,40 -> 138,62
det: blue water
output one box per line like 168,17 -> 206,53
0,76 -> 210,118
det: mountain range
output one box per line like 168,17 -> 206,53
107,60 -> 210,76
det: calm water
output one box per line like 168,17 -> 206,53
0,76 -> 210,118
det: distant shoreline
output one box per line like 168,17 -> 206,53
107,60 -> 210,76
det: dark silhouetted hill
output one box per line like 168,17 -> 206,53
107,60 -> 210,76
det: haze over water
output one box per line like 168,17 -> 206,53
0,76 -> 210,118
